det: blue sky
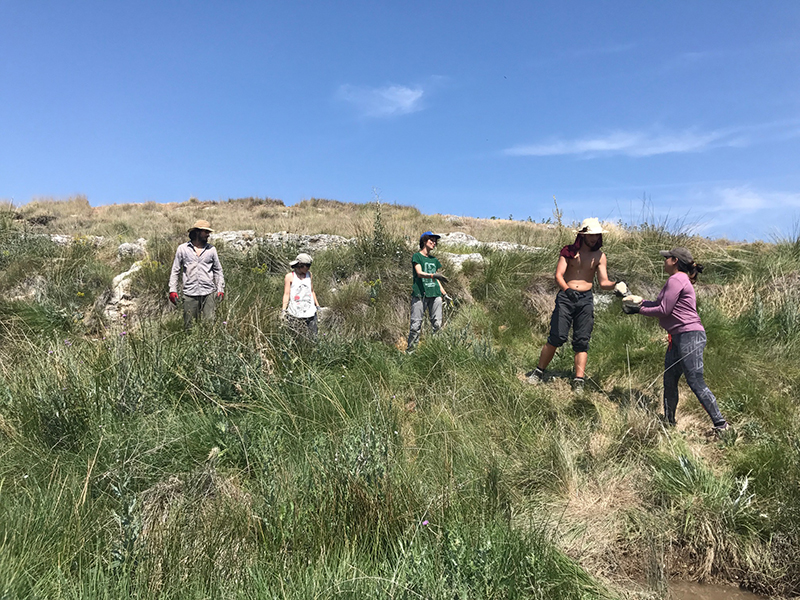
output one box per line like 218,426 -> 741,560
1,1 -> 799,241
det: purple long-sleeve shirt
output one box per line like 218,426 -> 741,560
639,271 -> 704,335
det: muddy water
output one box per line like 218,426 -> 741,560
671,581 -> 765,599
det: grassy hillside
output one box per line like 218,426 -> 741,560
1,197 -> 799,599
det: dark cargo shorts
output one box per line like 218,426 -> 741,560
546,289 -> 594,353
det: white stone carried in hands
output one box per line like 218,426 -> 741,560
622,294 -> 643,306
613,281 -> 629,296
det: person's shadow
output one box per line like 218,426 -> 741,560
605,385 -> 659,410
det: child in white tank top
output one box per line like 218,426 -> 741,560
282,253 -> 320,338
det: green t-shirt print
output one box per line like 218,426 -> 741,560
411,252 -> 442,298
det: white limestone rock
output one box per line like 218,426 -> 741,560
117,238 -> 147,259
438,251 -> 484,272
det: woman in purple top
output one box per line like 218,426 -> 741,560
626,247 -> 728,432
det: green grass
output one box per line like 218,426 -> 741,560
2,204 -> 800,598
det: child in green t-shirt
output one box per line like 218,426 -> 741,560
407,231 -> 449,352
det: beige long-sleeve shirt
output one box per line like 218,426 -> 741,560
169,242 -> 225,296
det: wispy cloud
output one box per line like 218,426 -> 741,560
505,129 -> 730,158
669,186 -> 800,239
336,84 -> 424,118
505,120 -> 800,159
664,39 -> 800,69
711,186 -> 800,214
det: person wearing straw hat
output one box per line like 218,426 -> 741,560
526,218 -> 628,391
622,247 -> 728,433
169,220 -> 225,330
406,231 -> 450,353
282,252 -> 320,339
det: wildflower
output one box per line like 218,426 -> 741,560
48,350 -> 54,355
421,520 -> 429,526
76,291 -> 84,297
222,321 -> 228,325
64,339 -> 72,347
120,331 -> 127,336
122,313 -> 127,319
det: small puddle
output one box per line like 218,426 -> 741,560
671,581 -> 765,600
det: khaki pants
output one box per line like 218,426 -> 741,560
183,293 -> 216,330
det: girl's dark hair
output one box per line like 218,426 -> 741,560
676,259 -> 704,284
419,234 -> 435,249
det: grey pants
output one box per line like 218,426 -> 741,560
663,330 -> 726,428
286,313 -> 318,341
183,293 -> 216,330
407,296 -> 442,350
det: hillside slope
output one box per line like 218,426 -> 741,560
1,197 -> 799,599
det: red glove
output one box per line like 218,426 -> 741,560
169,292 -> 179,305
216,292 -> 224,301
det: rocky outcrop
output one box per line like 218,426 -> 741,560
210,231 -> 354,253
438,232 -> 544,253
210,230 -> 258,252
9,275 -> 48,302
117,238 -> 147,259
438,251 -> 484,272
50,234 -> 105,247
103,261 -> 143,324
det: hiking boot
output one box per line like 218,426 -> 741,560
571,377 -> 585,393
525,367 -> 544,385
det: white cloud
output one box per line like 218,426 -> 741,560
505,119 -> 800,159
504,129 -> 729,158
336,84 -> 424,118
712,187 -> 800,214
665,186 -> 800,240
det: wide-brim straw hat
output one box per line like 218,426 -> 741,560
188,219 -> 214,233
290,253 -> 314,267
573,217 -> 608,235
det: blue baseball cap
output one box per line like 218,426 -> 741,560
420,231 -> 441,241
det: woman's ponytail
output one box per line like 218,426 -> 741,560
677,260 -> 703,284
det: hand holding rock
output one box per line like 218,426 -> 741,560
614,281 -> 629,297
622,294 -> 643,315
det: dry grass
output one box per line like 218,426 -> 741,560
138,465 -> 258,591
9,196 -> 561,244
546,466 -> 647,581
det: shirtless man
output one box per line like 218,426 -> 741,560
527,218 -> 627,391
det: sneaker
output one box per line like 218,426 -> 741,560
525,367 -> 544,384
713,423 -> 730,437
571,377 -> 585,393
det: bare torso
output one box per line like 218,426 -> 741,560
564,249 -> 604,292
